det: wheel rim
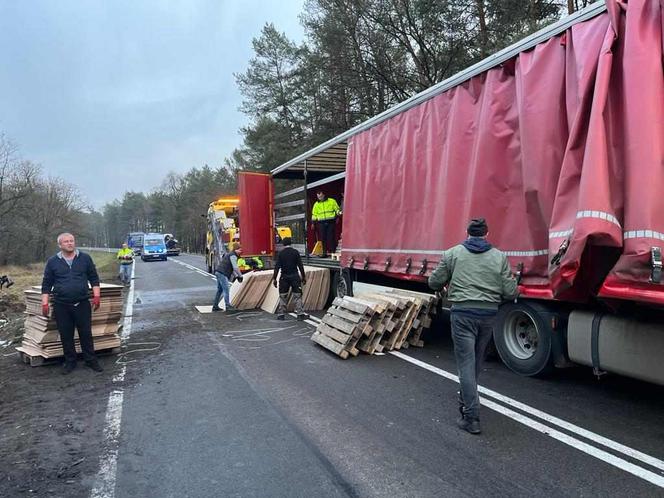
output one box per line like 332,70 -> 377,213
336,274 -> 348,298
503,310 -> 539,360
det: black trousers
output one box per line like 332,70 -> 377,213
53,300 -> 96,364
318,220 -> 337,255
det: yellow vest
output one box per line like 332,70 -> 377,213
117,248 -> 134,264
312,198 -> 341,221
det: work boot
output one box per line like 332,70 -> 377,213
224,305 -> 237,314
297,313 -> 309,321
211,306 -> 221,312
62,362 -> 76,375
277,314 -> 285,321
85,360 -> 104,372
457,416 -> 481,435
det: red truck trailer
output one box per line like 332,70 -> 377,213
264,0 -> 664,385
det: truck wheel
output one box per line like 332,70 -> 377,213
494,301 -> 553,377
332,270 -> 352,300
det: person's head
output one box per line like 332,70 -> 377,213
122,243 -> 128,249
467,218 -> 488,238
282,237 -> 292,247
316,190 -> 326,201
57,233 -> 76,254
231,242 -> 242,255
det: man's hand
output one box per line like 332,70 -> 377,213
237,276 -> 243,283
92,295 -> 101,311
302,278 -> 307,286
42,303 -> 49,317
272,279 -> 277,288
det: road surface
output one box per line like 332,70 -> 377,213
2,253 -> 663,497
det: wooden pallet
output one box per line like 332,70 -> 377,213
18,346 -> 122,367
311,297 -> 375,358
313,289 -> 438,357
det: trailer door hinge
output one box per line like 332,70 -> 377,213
363,257 -> 370,271
419,259 -> 428,276
650,247 -> 662,284
384,257 -> 392,271
405,258 -> 412,274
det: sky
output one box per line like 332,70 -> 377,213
0,0 -> 304,208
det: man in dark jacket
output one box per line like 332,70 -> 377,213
272,237 -> 307,320
428,218 -> 518,434
41,233 -> 103,374
212,243 -> 243,312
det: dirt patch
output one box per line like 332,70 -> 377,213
0,251 -> 127,496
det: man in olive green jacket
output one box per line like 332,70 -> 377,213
428,218 -> 517,435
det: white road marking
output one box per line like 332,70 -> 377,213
391,351 -> 664,489
91,263 -> 135,498
171,258 -> 217,281
306,311 -> 664,479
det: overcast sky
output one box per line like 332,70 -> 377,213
0,0 -> 304,208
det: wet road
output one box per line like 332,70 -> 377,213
99,254 -> 664,497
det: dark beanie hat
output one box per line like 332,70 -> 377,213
281,237 -> 292,246
467,218 -> 488,237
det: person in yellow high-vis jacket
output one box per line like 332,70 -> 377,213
311,191 -> 341,257
116,243 -> 134,286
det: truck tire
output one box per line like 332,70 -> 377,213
494,301 -> 553,377
332,269 -> 352,300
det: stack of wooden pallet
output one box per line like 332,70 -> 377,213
229,270 -> 273,310
227,266 -> 330,313
16,283 -> 124,364
311,289 -> 437,359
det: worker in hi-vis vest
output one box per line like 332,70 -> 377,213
311,190 -> 341,257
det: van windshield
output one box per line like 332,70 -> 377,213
145,239 -> 162,245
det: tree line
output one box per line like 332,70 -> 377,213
2,1 -> 588,264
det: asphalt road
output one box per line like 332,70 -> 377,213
96,254 -> 664,497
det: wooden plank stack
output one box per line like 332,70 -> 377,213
16,283 -> 123,363
230,266 -> 330,313
311,289 -> 438,359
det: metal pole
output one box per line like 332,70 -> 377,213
303,159 -> 309,263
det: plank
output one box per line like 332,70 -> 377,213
316,323 -> 352,345
321,314 -> 357,335
326,306 -> 365,324
311,332 -> 349,359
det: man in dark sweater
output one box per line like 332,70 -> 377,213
41,233 -> 103,374
272,238 -> 307,320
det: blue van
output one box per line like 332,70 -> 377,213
141,233 -> 168,261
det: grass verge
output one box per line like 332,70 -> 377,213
0,250 -> 120,347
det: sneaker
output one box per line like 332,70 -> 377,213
457,416 -> 481,435
224,306 -> 237,314
85,360 -> 104,372
277,314 -> 285,321
211,306 -> 221,312
297,314 -> 309,321
62,362 -> 76,375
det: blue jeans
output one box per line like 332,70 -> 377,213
119,264 -> 132,284
450,311 -> 495,420
214,272 -> 231,308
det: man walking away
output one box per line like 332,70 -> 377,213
41,233 -> 103,375
272,237 -> 308,321
212,243 -> 243,313
116,243 -> 134,286
311,190 -> 341,257
428,218 -> 517,434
